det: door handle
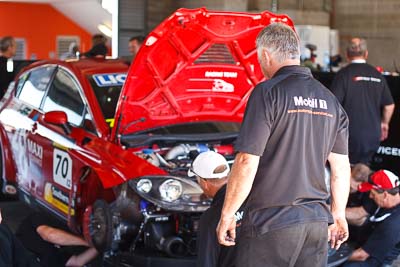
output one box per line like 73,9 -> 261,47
31,122 -> 38,133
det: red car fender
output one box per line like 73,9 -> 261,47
73,140 -> 167,189
82,205 -> 93,246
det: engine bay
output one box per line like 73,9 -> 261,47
88,141 -> 235,258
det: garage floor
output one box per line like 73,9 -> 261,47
1,199 -> 400,267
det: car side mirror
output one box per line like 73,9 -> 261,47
43,111 -> 72,134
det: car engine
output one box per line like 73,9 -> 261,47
87,142 -> 235,258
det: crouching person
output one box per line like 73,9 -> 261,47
344,169 -> 400,266
188,151 -> 243,267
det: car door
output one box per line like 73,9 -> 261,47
6,65 -> 56,196
29,67 -> 96,221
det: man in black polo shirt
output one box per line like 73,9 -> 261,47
330,38 -> 395,165
188,151 -> 243,267
0,36 -> 17,99
216,23 -> 351,267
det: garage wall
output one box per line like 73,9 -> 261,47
334,0 -> 400,72
118,0 -> 147,57
147,0 -> 249,33
0,2 -> 92,60
249,0 -> 330,26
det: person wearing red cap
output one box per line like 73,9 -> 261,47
344,169 -> 400,266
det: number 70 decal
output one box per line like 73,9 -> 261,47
53,149 -> 72,189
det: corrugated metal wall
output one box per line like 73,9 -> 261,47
118,0 -> 147,57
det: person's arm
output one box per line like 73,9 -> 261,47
381,103 -> 395,141
327,152 -> 351,249
36,225 -> 89,247
346,206 -> 369,226
217,152 -> 260,246
65,247 -> 98,267
348,247 -> 370,261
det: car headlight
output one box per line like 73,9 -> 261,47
159,179 -> 182,202
137,179 -> 152,193
129,176 -> 210,212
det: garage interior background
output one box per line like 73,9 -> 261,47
0,0 -> 400,71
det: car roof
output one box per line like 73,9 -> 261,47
22,58 -> 129,76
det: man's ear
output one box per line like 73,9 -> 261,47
198,178 -> 208,192
364,50 -> 368,59
263,48 -> 271,65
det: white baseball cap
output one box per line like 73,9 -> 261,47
188,151 -> 230,179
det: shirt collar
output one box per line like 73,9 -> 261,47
211,184 -> 227,206
272,65 -> 312,79
351,59 -> 367,64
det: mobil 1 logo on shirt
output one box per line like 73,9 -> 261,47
293,96 -> 328,109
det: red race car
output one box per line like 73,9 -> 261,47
2,8 -> 347,266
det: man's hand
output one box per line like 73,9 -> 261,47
216,215 -> 236,246
380,122 -> 389,141
328,216 -> 349,249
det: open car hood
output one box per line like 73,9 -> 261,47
113,8 -> 293,137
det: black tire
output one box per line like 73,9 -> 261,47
90,199 -> 113,252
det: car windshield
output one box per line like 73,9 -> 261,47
120,121 -> 241,147
87,73 -> 126,127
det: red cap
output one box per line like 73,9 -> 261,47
358,170 -> 399,192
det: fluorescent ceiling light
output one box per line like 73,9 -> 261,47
98,23 -> 112,38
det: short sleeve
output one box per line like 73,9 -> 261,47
380,77 -> 394,106
235,84 -> 273,156
331,104 -> 349,155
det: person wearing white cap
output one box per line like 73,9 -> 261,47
344,169 -> 400,266
188,151 -> 243,267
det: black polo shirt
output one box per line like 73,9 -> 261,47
0,56 -> 15,98
197,185 -> 243,267
330,62 -> 394,164
235,65 -> 349,236
362,205 -> 400,264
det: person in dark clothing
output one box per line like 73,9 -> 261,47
16,212 -> 98,267
216,23 -> 351,267
344,169 -> 400,266
128,35 -> 144,58
0,36 -> 17,99
330,37 -> 395,165
346,164 -> 376,248
188,151 -> 243,267
0,211 -> 41,267
348,163 -> 373,208
82,34 -> 108,58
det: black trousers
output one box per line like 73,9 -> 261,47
0,223 -> 41,267
236,221 -> 328,267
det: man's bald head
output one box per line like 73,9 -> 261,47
347,37 -> 368,59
